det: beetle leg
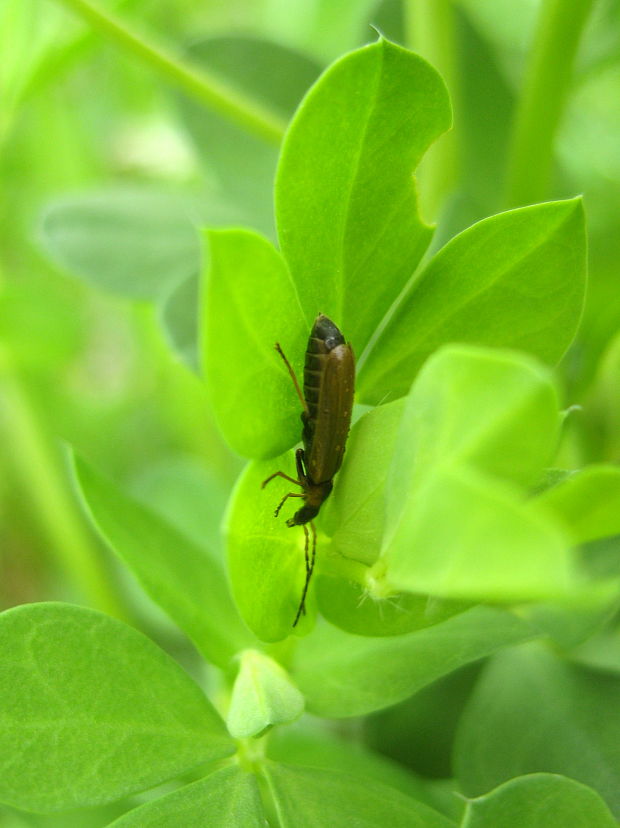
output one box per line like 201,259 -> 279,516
292,522 -> 317,627
295,448 -> 311,487
275,342 -> 309,416
274,491 -> 304,518
261,470 -> 303,489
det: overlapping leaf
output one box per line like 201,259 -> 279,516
377,345 -> 575,602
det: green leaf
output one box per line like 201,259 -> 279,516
386,345 -> 562,493
454,643 -> 620,818
106,766 -> 264,827
200,228 -> 307,459
0,603 -> 234,813
225,452 -> 313,643
384,465 -> 574,602
74,455 -> 255,668
291,606 -> 533,717
276,37 -> 451,352
37,189 -> 225,300
359,198 -> 587,404
537,465 -> 620,544
261,762 -> 456,827
267,723 -> 463,820
128,455 -> 231,555
321,400 -> 405,566
227,650 -> 304,738
365,663 -> 482,780
461,773 -> 617,828
315,575 -> 469,638
316,399 -> 470,636
179,36 -> 321,234
379,345 -> 574,603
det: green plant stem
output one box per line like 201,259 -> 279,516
504,0 -> 595,207
0,356 -> 126,619
404,0 -> 457,221
51,0 -> 287,144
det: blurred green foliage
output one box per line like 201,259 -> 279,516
1,0 -> 620,825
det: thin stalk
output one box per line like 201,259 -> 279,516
51,0 -> 287,144
0,354 -> 126,618
504,0 -> 595,207
404,0 -> 457,221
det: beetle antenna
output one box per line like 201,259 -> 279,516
274,342 -> 309,415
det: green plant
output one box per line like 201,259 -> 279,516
2,1 -> 620,826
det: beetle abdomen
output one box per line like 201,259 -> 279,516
303,315 -> 345,426
302,315 -> 354,484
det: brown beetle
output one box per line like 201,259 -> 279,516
262,314 -> 355,626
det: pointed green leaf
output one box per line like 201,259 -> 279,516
201,228 -> 307,458
0,604 -> 234,813
461,773 -> 617,828
276,38 -> 451,351
537,465 -> 620,544
359,199 -> 587,403
75,455 -> 255,668
106,766 -> 264,827
227,650 -> 304,738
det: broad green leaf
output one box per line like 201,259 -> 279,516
106,766 -> 263,827
387,346 -> 562,503
201,228 -> 307,459
317,399 -> 470,636
276,37 -> 451,352
128,454 -> 231,555
261,762 -> 456,827
267,724 -> 464,820
0,604 -> 234,813
38,189 -> 232,300
359,198 -> 587,404
291,606 -> 533,717
384,465 -> 574,602
225,453 -> 314,642
365,663 -> 482,780
321,399 -> 405,565
227,650 -> 304,738
461,773 -> 617,828
316,574 -> 470,637
379,345 -> 573,602
74,455 -> 255,668
454,643 -> 620,817
537,465 -> 620,544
